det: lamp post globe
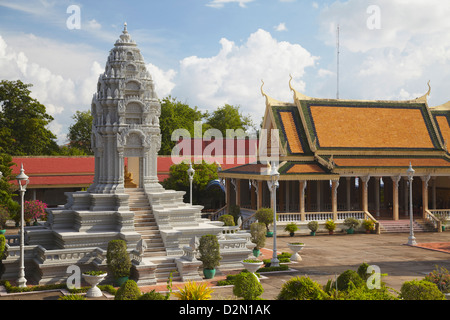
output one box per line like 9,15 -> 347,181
187,163 -> 195,205
406,163 -> 417,246
16,164 -> 29,288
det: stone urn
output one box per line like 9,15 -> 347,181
82,272 -> 107,298
288,243 -> 305,261
241,260 -> 264,281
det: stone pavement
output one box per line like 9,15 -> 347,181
1,231 -> 450,300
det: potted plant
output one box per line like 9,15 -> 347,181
343,217 -> 360,234
82,270 -> 108,298
255,207 -> 275,237
0,205 -> 9,234
198,234 -> 221,279
287,243 -> 305,261
250,222 -> 266,257
106,239 -> 131,286
362,219 -> 375,234
325,219 -> 336,235
284,223 -> 298,237
307,221 -> 319,236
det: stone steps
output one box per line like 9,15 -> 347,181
378,219 -> 435,233
125,188 -> 172,281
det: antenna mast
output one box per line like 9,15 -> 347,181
336,24 -> 340,99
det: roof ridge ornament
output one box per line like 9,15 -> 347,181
415,80 -> 431,103
289,74 -> 314,101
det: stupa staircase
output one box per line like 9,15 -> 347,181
125,188 -> 180,282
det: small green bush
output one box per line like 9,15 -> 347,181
198,234 -> 221,270
219,214 -> 235,226
255,208 -> 274,232
58,294 -> 86,300
106,240 -> 131,278
343,217 -> 360,230
233,272 -> 264,300
400,279 -> 445,300
277,276 -> 328,300
114,280 -> 141,300
357,262 -> 370,281
336,270 -> 365,291
307,221 -> 319,232
250,222 -> 266,250
424,265 -> 450,293
139,289 -> 169,300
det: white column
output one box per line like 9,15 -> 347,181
346,177 -> 351,211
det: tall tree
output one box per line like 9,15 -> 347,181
159,96 -> 206,155
0,80 -> 59,155
67,110 -> 94,155
204,104 -> 254,137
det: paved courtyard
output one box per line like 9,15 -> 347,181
1,231 -> 450,300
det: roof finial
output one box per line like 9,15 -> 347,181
123,22 -> 128,33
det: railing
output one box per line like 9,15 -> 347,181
425,210 -> 442,232
209,205 -> 228,221
429,209 -> 450,220
240,210 -> 374,230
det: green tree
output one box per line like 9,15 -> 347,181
0,80 -> 59,155
159,96 -> 206,155
204,104 -> 254,138
67,110 -> 93,155
161,161 -> 219,204
0,149 -> 19,217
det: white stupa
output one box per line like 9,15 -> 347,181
3,24 -> 253,285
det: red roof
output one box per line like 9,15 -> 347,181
10,156 -> 251,188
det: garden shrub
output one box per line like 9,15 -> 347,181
277,276 -> 328,300
219,214 -> 235,227
357,262 -> 370,281
114,280 -> 141,300
424,265 -> 450,293
58,294 -> 86,300
173,281 -> 213,300
139,289 -> 169,300
233,272 -> 264,300
400,279 -> 445,300
255,208 -> 274,232
336,270 -> 365,291
198,234 -> 221,270
106,239 -> 131,279
250,222 -> 266,250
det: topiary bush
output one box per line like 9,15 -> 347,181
106,239 -> 131,279
336,270 -> 365,291
198,234 -> 221,270
255,208 -> 274,232
250,222 -> 266,251
400,279 -> 445,300
277,276 -> 328,300
219,214 -> 235,227
233,272 -> 264,300
114,279 -> 141,300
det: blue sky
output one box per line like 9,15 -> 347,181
1,0 -> 450,143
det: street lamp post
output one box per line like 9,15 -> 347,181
406,163 -> 417,246
267,162 -> 280,267
187,163 -> 195,205
16,164 -> 29,287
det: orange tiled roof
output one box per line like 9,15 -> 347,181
435,116 -> 450,148
333,157 -> 450,167
279,111 -> 304,154
286,163 -> 325,174
309,106 -> 435,149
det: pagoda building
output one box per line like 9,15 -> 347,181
218,77 -> 450,233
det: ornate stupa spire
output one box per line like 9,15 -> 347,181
89,24 -> 162,194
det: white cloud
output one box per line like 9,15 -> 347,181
146,63 -> 177,98
274,23 -> 288,32
173,29 -> 317,124
0,33 -> 104,144
206,0 -> 254,8
317,0 -> 450,105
